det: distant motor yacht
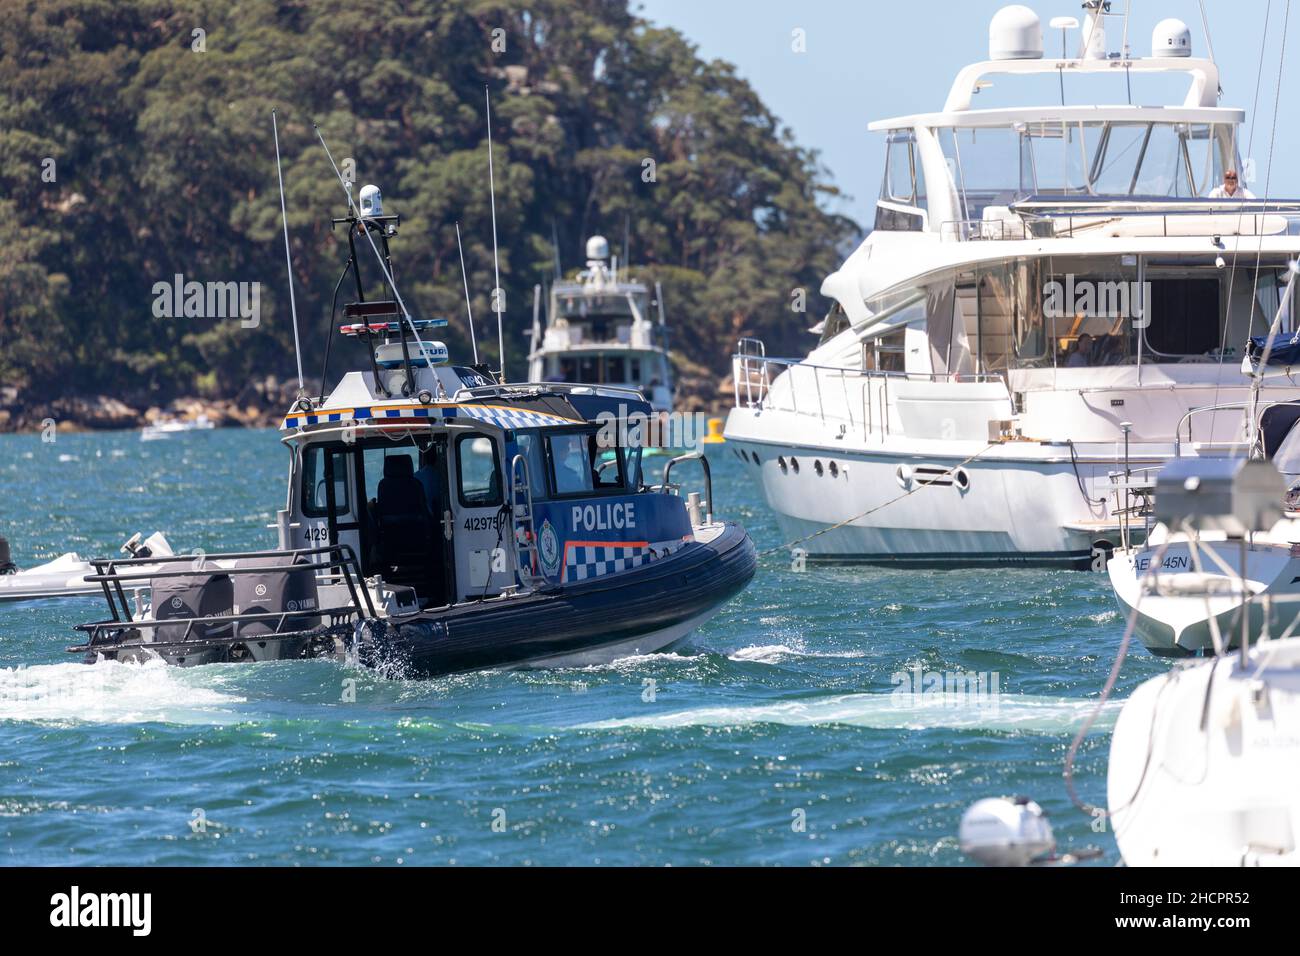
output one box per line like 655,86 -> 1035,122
528,236 -> 674,413
725,5 -> 1300,568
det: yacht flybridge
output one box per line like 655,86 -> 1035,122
70,172 -> 754,675
725,5 -> 1300,568
528,236 -> 674,412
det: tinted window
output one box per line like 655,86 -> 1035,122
549,433 -> 594,495
302,446 -> 350,517
457,434 -> 502,507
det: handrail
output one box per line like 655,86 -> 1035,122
80,543 -> 376,636
1173,399 -> 1300,458
662,451 -> 713,521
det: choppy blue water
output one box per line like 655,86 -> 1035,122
0,429 -> 1166,865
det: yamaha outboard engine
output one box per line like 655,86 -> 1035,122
0,535 -> 15,574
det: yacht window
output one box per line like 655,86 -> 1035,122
863,329 -> 906,372
605,355 -> 628,384
302,446 -> 351,517
592,428 -> 625,491
817,304 -> 851,346
456,434 -> 503,507
577,355 -> 600,383
883,133 -> 925,206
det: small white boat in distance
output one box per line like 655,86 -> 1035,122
528,236 -> 674,412
141,414 -> 215,441
0,532 -> 174,602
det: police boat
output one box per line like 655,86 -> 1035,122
69,183 -> 756,675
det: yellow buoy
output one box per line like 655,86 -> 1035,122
702,417 -> 726,444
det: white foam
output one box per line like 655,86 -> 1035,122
728,643 -> 866,664
0,659 -> 246,726
577,692 -> 1119,734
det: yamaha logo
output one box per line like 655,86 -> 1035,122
286,600 -> 299,612
170,597 -> 183,610
254,584 -> 267,597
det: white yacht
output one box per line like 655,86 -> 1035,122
528,236 -> 674,412
724,5 -> 1300,568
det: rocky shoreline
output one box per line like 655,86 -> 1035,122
0,378 -> 298,434
0,372 -> 736,435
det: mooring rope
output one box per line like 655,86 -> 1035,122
756,443 -> 998,560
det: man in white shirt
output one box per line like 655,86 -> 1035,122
1208,170 -> 1255,199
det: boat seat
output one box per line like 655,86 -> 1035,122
375,455 -> 432,573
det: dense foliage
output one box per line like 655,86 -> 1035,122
0,0 -> 858,414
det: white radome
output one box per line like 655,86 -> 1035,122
989,5 -> 1044,61
585,234 -> 610,261
1152,18 -> 1192,58
359,183 -> 383,217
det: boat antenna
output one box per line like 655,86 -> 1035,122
455,220 -> 479,365
486,86 -> 506,380
271,109 -> 306,394
312,124 -> 434,379
623,213 -> 631,276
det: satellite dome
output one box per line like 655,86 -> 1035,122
359,183 -> 383,218
585,235 -> 610,261
989,5 -> 1044,61
1152,18 -> 1192,58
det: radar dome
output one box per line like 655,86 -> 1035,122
1152,18 -> 1192,58
359,184 -> 383,217
585,235 -> 610,261
989,5 -> 1044,61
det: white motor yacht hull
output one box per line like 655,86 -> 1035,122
724,408 -> 1133,567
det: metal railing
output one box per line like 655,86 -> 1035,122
940,204 -> 1300,243
71,544 -> 375,655
1173,399 -> 1300,458
733,341 -> 1003,440
661,450 -> 713,521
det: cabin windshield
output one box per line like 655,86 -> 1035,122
554,290 -> 649,342
933,256 -> 1298,373
936,120 -> 1235,217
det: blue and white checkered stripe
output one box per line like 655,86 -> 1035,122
564,545 -> 651,582
283,403 -> 579,430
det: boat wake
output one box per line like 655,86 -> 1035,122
576,692 -> 1119,734
728,642 -> 866,664
0,658 -> 247,726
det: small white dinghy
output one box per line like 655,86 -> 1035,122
0,532 -> 174,602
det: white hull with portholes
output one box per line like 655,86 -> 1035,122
724,7 -> 1300,567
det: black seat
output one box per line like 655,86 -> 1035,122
375,455 -> 431,572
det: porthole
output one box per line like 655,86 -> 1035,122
791,457 -> 800,474
778,456 -> 788,474
814,460 -> 824,477
829,461 -> 839,478
751,451 -> 761,466
896,464 -> 914,489
953,467 -> 971,492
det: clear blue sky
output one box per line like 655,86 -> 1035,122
635,0 -> 1299,231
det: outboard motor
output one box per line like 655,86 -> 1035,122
0,535 -> 15,574
151,564 -> 236,647
233,554 -> 321,660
